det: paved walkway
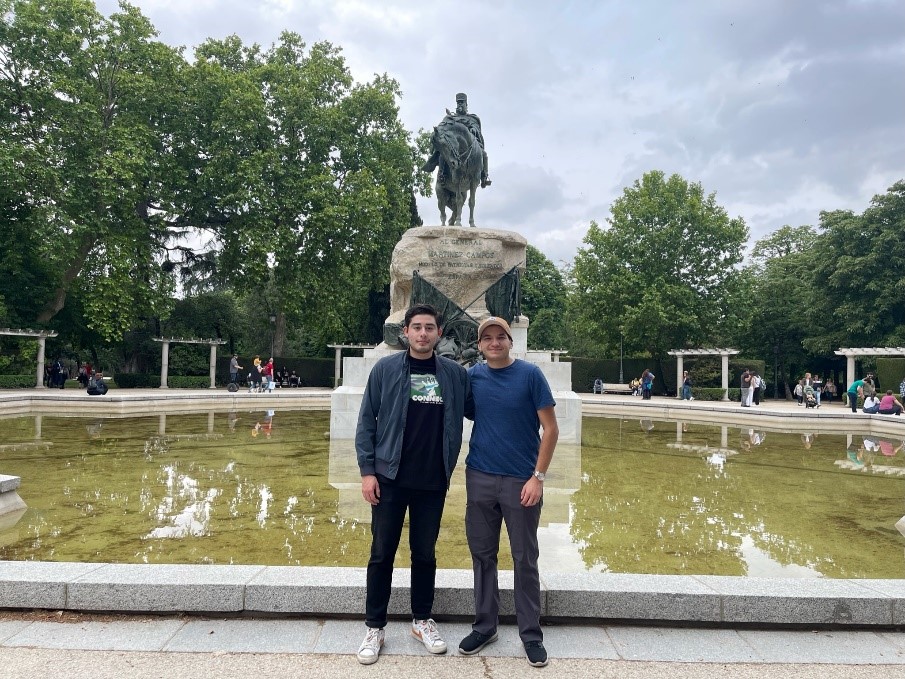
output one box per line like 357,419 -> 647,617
3,614 -> 905,677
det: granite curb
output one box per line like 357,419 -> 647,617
1,562 -> 904,629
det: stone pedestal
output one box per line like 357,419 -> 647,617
385,226 -> 527,332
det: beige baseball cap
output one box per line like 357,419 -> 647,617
477,316 -> 512,340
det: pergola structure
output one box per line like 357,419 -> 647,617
667,348 -> 740,401
834,347 -> 905,387
153,337 -> 226,389
327,344 -> 377,387
0,328 -> 59,388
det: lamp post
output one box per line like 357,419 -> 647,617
773,345 -> 779,400
269,313 -> 277,358
619,330 -> 624,384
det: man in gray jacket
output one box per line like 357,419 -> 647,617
355,304 -> 469,665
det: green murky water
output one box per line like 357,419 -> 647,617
0,410 -> 903,577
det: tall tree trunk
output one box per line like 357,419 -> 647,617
35,233 -> 97,324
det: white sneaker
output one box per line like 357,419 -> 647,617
412,618 -> 447,654
357,627 -> 384,665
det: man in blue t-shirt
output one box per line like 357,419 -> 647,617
458,317 -> 558,668
355,304 -> 468,665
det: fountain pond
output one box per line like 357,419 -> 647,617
1,409 -> 903,578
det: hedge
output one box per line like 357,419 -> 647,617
876,358 -> 905,394
168,376 -> 212,389
689,387 -> 741,401
0,374 -> 36,389
114,373 -> 161,388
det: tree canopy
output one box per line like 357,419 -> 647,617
571,170 -> 749,358
0,0 -> 419,346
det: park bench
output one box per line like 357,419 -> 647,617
594,382 -> 633,395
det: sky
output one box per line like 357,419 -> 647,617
95,0 -> 905,266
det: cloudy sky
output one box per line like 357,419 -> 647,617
96,0 -> 905,265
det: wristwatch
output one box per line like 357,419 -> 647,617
532,470 -> 546,482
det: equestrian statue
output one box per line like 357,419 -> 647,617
421,92 -> 491,227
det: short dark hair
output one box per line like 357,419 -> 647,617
404,304 -> 442,327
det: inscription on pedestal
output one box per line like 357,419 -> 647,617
390,226 -> 526,318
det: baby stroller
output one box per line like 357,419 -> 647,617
803,384 -> 818,408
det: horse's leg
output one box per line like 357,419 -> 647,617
468,184 -> 477,227
437,187 -> 447,226
453,190 -> 464,226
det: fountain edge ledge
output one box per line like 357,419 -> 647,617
1,561 -> 905,627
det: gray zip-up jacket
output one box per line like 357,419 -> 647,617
356,350 -> 468,485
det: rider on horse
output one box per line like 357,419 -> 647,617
422,93 -> 492,188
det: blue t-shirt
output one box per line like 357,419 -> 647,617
466,359 -> 556,478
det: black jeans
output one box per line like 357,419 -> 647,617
365,480 -> 446,628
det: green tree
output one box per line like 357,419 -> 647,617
741,225 -> 819,395
170,34 -> 419,346
808,180 -> 905,351
0,0 -> 185,339
571,171 -> 748,358
522,245 -> 567,348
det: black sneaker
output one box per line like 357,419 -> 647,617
525,640 -> 548,667
458,630 -> 498,655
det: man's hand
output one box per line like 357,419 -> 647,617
520,476 -> 543,507
361,475 -> 381,505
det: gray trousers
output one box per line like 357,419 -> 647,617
465,467 -> 543,643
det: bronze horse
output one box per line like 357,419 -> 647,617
431,121 -> 483,227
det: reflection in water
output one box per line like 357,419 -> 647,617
0,410 -> 902,578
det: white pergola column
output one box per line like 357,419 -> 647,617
160,341 -> 170,389
721,353 -> 730,401
675,355 -> 684,398
333,346 -> 342,388
208,343 -> 217,389
35,336 -> 47,389
846,356 -> 855,388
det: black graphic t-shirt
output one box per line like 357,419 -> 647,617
395,355 -> 446,490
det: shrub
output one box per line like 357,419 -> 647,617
115,373 -> 161,388
0,374 -> 37,389
167,376 -> 211,389
690,387 -> 739,401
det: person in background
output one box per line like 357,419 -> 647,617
641,369 -> 655,400
878,390 -> 904,416
262,358 -> 275,391
681,371 -> 693,401
824,377 -> 837,403
863,393 -> 881,414
229,354 -> 243,385
740,368 -> 753,407
847,377 -> 867,413
812,374 -> 823,407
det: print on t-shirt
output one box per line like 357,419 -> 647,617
410,373 -> 443,405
